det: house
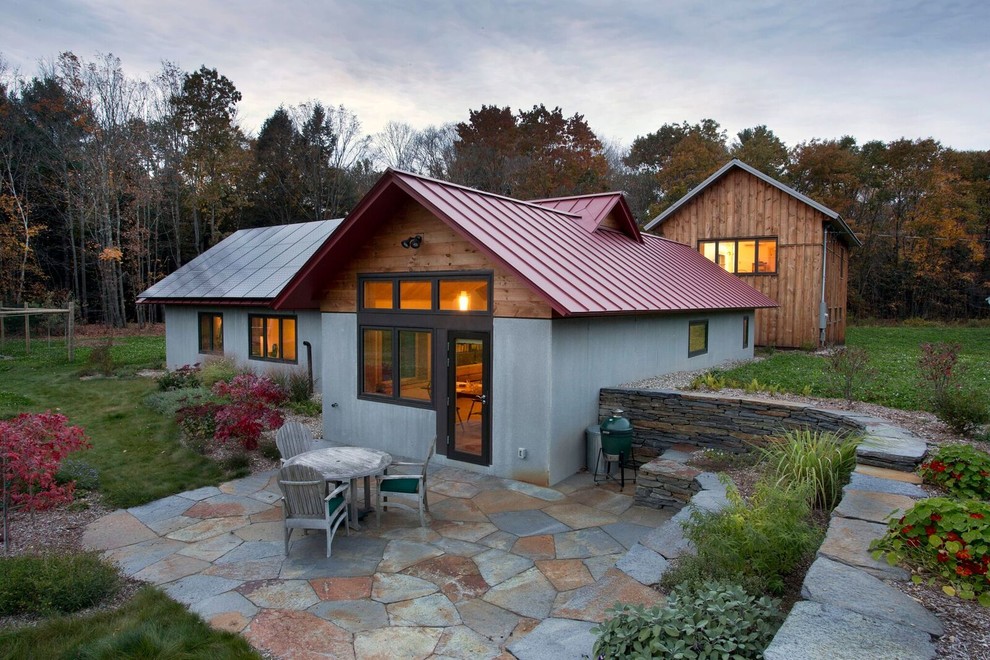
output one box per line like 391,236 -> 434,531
137,220 -> 342,391
271,169 -> 776,486
644,159 -> 861,349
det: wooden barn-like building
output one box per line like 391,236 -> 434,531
645,159 -> 861,348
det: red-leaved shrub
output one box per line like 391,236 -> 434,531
209,374 -> 286,450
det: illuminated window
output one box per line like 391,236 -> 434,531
249,315 -> 297,362
198,313 -> 223,353
688,320 -> 709,357
363,281 -> 394,309
399,280 -> 432,310
439,280 -> 489,312
361,327 -> 432,403
698,238 -> 777,274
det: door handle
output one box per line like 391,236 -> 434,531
477,394 -> 487,405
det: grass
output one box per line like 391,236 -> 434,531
0,586 -> 261,659
720,325 -> 990,410
0,337 -> 230,508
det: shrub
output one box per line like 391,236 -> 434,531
220,450 -> 251,475
175,401 -> 220,452
871,497 -> 990,607
199,355 -> 242,388
156,364 -> 201,391
661,479 -> 821,595
266,368 -> 312,403
920,444 -> 990,500
144,387 -> 212,417
55,458 -> 100,492
258,438 -> 281,462
592,580 -> 783,659
824,346 -> 876,404
932,388 -> 990,436
0,553 -> 120,615
211,374 -> 286,451
689,370 -> 730,391
84,337 -> 115,376
758,428 -> 859,510
286,398 -> 322,417
918,341 -> 960,404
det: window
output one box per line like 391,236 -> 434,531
198,313 -> 223,354
361,274 -> 490,313
249,315 -> 297,362
742,315 -> 749,349
688,320 -> 709,357
698,238 -> 777,274
361,327 -> 432,402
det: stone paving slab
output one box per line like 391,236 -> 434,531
184,493 -> 272,518
177,532 -> 244,561
504,480 -> 567,502
506,617 -> 597,660
845,472 -> 927,499
818,517 -> 909,581
166,515 -> 251,543
802,557 -> 943,637
488,510 -> 570,537
189,590 -> 259,620
387,592 -> 461,627
310,598 -> 389,633
146,515 -> 199,536
855,464 -> 923,484
244,609 -> 355,660
542,502 -> 619,529
434,624 -> 503,659
163,574 -> 244,606
535,559 -> 595,592
474,548 -> 534,586
857,433 -> 927,470
639,518 -> 695,560
615,543 -> 669,585
834,489 -> 917,524
353,626 -> 442,660
128,494 -> 196,524
764,601 -> 935,660
553,528 -> 626,559
372,573 -> 439,603
104,537 -> 185,575
456,597 -> 522,645
599,521 -> 651,550
482,567 -> 557,620
133,554 -> 212,585
238,579 -> 319,610
81,510 -> 157,551
551,568 -> 661,623
377,539 -> 445,573
178,485 -> 223,501
510,534 -> 555,560
203,557 -> 284,581
279,534 -> 387,578
583,553 -> 622,581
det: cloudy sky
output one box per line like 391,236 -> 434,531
3,0 -> 988,150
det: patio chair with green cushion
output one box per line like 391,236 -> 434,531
278,464 -> 349,557
375,436 -> 435,528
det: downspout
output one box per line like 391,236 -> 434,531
819,229 -> 829,347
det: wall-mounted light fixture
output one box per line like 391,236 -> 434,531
401,235 -> 422,249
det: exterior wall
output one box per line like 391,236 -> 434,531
655,168 -> 849,348
320,198 -> 552,319
163,305 -> 324,392
824,231 -> 850,344
548,311 -> 755,484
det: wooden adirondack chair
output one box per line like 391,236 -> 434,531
277,464 -> 349,557
276,421 -> 317,464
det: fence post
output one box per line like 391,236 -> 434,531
24,302 -> 30,354
66,303 -> 75,362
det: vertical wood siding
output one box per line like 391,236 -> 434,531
654,168 -> 850,348
319,199 -> 552,319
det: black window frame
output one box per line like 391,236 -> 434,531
198,312 -> 224,354
359,272 -> 493,316
698,237 -> 778,275
742,315 -> 750,349
248,314 -> 298,364
688,319 -> 709,358
358,325 -> 434,406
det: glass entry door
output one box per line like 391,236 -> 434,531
447,332 -> 491,465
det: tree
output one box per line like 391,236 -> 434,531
253,106 -> 304,224
450,104 -> 519,195
373,120 -> 419,171
731,125 -> 788,178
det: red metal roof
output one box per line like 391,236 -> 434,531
531,193 -> 641,240
277,169 -> 777,315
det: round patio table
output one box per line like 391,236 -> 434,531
283,446 -> 392,530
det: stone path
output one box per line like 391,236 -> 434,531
82,467 -> 673,659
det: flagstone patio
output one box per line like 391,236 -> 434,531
82,466 -> 672,659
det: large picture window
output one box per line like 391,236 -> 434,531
699,238 -> 777,274
249,315 -> 297,362
361,327 -> 432,403
360,274 -> 490,313
198,313 -> 223,354
688,319 -> 709,358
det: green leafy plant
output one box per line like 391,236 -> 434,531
932,388 -> 990,436
258,438 -> 281,462
662,479 -> 822,595
920,444 -> 990,500
689,370 -> 731,391
0,553 -> 120,615
871,497 -> 990,606
199,355 -> 242,388
824,346 -> 876,404
144,387 -> 212,417
156,364 -> 201,391
55,458 -> 100,492
757,428 -> 859,510
592,580 -> 783,659
286,398 -> 322,417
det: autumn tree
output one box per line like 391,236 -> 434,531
731,125 -> 789,178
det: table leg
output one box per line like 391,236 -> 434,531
363,476 -> 372,514
348,477 -> 361,531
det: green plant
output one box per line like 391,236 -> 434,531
220,450 -> 251,474
592,580 -> 783,659
286,398 -> 322,417
143,387 -> 212,417
175,402 -> 219,451
0,585 -> 261,658
871,497 -> 990,606
689,370 -> 732,391
757,428 -> 859,510
83,337 -> 115,376
920,444 -> 990,500
267,368 -> 312,403
932,388 -> 990,436
199,355 -> 242,388
662,479 -> 821,595
55,458 -> 100,491
0,553 -> 120,616
156,364 -> 201,391
824,346 -> 876,404
258,438 -> 281,462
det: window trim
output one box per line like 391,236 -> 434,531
359,272 -> 493,315
688,319 -> 709,358
358,325 -> 434,408
247,314 -> 298,364
698,237 -> 778,275
198,312 -> 224,354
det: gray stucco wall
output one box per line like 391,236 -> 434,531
547,311 -> 754,484
163,305 -> 324,392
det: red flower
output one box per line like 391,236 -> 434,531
946,532 -> 963,543
930,513 -> 943,522
927,461 -> 946,473
906,538 -> 921,548
980,470 -> 989,477
901,525 -> 914,536
970,513 -> 985,519
925,525 -> 937,536
952,472 -> 964,481
937,550 -> 950,563
956,565 -> 973,577
956,549 -> 972,561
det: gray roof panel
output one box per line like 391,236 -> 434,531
138,219 -> 343,301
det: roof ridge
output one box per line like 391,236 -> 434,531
388,168 -> 582,219
529,191 -> 624,203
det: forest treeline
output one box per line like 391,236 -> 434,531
1,53 -> 987,325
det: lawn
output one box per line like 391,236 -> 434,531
719,325 -> 990,411
0,336 -> 229,508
